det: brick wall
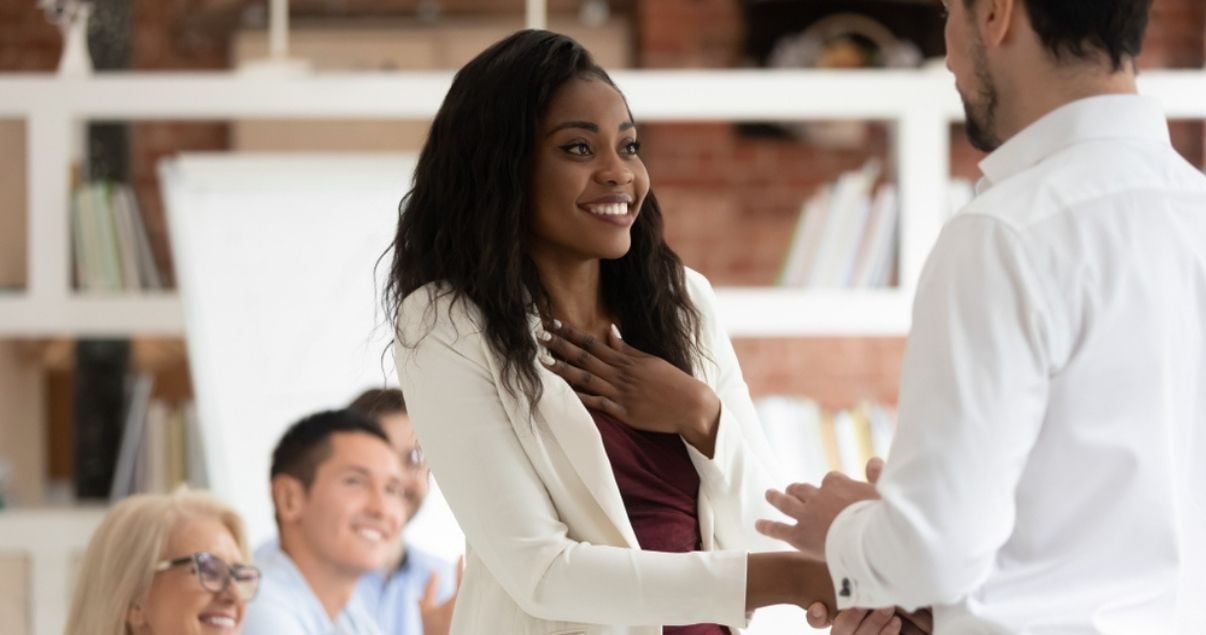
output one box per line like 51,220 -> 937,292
639,0 -> 1206,403
2,0 -> 1203,407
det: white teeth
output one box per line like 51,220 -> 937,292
201,615 -> 235,628
356,527 -> 384,542
586,203 -> 628,216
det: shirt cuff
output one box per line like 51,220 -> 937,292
825,499 -> 881,610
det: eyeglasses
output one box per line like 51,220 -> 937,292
154,552 -> 261,601
401,447 -> 427,472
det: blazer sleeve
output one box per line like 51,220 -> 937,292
680,269 -> 789,554
394,288 -> 748,627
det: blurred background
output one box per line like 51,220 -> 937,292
0,0 -> 1203,633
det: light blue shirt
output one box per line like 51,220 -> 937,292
354,545 -> 456,635
243,539 -> 382,635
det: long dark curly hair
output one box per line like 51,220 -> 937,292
384,29 -> 700,405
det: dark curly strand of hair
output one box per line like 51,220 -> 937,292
384,29 -> 700,406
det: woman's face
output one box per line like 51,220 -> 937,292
128,516 -> 248,635
529,76 -> 650,266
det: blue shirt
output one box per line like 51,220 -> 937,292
354,545 -> 456,635
243,539 -> 382,635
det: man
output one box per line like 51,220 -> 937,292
349,388 -> 459,635
243,409 -> 407,635
760,0 -> 1206,632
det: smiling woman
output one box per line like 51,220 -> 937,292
65,489 -> 255,635
383,29 -> 894,635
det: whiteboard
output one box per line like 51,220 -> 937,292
160,153 -> 463,561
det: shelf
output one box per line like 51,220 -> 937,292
0,294 -> 184,337
1,68 -> 1202,339
716,287 -> 911,337
0,289 -> 912,337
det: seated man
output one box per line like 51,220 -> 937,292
349,388 -> 459,635
243,409 -> 406,635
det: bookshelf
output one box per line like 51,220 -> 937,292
1,70 -> 1204,336
0,69 -> 1204,635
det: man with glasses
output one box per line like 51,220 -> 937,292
243,409 -> 407,635
350,388 -> 459,635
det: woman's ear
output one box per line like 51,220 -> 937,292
127,600 -> 147,630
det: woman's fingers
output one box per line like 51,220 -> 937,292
548,320 -> 627,364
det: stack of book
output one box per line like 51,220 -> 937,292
109,373 -> 206,500
71,181 -> 163,292
778,160 -> 898,289
757,395 -> 896,486
778,163 -> 980,289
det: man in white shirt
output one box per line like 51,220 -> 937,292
759,0 -> 1206,632
243,409 -> 407,635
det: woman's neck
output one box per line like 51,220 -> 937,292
534,257 -> 612,338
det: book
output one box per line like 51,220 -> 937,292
91,183 -> 124,291
113,184 -> 164,290
109,372 -> 155,501
777,186 -> 831,287
850,183 -> 899,288
808,160 -> 881,288
110,182 -> 143,290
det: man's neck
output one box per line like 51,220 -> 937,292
1002,58 -> 1139,142
280,535 -> 361,621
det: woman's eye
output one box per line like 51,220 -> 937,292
623,140 -> 642,155
560,142 -> 591,157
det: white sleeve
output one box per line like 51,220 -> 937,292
394,290 -> 748,627
825,216 -> 1056,610
681,270 -> 787,553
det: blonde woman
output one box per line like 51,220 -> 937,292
66,489 -> 261,634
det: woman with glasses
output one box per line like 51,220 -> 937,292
66,488 -> 261,635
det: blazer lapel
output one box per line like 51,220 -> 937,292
534,369 -> 641,549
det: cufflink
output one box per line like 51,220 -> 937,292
839,578 -> 852,598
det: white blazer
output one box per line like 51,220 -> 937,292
395,269 -> 784,635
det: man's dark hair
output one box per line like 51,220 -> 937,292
965,0 -> 1152,70
270,408 -> 391,489
348,388 -> 407,420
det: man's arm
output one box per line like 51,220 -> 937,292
762,215 -> 1058,609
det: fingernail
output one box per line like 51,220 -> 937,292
537,349 -> 553,365
552,319 -> 562,329
537,330 -> 551,342
808,605 -> 823,619
610,323 -> 622,340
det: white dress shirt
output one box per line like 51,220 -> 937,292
242,540 -> 383,635
826,95 -> 1206,634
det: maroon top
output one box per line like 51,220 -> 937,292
589,409 -> 730,635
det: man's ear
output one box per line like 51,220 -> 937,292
271,475 -> 306,524
981,0 -> 1018,48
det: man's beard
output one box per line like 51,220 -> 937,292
963,37 -> 1002,153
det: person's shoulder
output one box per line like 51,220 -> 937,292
241,584 -> 314,635
681,267 -> 718,306
405,544 -> 456,578
396,282 -> 487,343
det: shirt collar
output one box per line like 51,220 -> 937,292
977,94 -> 1170,191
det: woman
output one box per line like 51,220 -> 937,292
387,30 -> 905,635
66,489 -> 261,635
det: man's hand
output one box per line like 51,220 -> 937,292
807,605 -> 935,635
758,459 -> 883,559
419,557 -> 464,635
